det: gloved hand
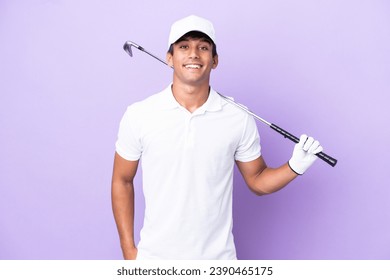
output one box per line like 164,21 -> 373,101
288,134 -> 323,175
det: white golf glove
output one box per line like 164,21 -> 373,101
288,134 -> 323,175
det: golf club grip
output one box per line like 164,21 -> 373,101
270,124 -> 337,167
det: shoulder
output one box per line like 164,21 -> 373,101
212,89 -> 251,119
212,90 -> 259,137
125,86 -> 170,116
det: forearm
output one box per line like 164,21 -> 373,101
250,163 -> 298,195
111,180 -> 137,259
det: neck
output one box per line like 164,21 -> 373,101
171,82 -> 210,113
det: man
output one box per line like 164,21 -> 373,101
112,15 -> 323,260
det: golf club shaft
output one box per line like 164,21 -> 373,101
123,41 -> 337,167
124,41 -> 171,67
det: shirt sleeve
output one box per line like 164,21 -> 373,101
115,106 -> 143,161
234,114 -> 261,162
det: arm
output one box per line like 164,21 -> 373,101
111,152 -> 139,260
236,156 -> 297,195
236,134 -> 323,195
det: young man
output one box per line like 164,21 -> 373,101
112,15 -> 323,260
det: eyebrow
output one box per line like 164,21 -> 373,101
178,38 -> 212,44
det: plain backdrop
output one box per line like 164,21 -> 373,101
1,0 -> 389,259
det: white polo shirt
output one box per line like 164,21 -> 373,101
115,84 -> 261,259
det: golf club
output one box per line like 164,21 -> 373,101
123,41 -> 337,167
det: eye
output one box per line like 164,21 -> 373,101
179,44 -> 189,49
199,46 -> 209,51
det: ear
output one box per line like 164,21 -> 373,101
212,55 -> 219,69
166,52 -> 173,68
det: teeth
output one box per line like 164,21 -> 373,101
185,64 -> 201,69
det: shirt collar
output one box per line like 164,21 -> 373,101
160,84 -> 224,112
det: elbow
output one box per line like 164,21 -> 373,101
248,184 -> 273,196
253,190 -> 267,196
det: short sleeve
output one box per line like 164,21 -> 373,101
234,115 -> 261,162
115,106 -> 143,161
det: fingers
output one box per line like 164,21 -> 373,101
300,134 -> 323,154
290,134 -> 324,175
303,136 -> 314,152
310,141 -> 323,154
297,134 -> 308,149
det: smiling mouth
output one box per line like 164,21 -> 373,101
184,64 -> 202,69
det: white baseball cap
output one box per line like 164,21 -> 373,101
168,15 -> 216,48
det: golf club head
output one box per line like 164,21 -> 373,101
123,41 -> 141,57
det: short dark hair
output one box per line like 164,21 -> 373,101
167,31 -> 218,57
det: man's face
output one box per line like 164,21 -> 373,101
166,38 -> 218,87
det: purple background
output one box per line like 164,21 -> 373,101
1,0 -> 389,260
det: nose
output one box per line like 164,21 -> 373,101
188,46 -> 199,59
